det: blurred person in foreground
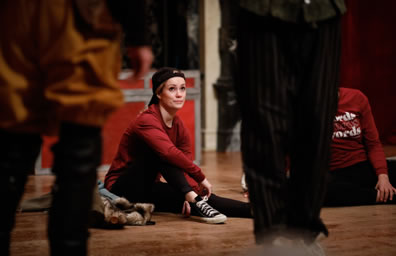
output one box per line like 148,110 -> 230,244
234,0 -> 346,254
0,0 -> 153,255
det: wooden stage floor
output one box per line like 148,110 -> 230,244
10,147 -> 396,256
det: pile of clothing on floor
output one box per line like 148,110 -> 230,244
18,180 -> 155,228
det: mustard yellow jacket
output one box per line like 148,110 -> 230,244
0,0 -> 127,135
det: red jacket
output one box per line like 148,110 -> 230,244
104,104 -> 205,192
330,87 -> 388,175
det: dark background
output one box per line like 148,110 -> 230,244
340,0 -> 396,144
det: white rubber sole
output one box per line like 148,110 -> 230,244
190,213 -> 227,224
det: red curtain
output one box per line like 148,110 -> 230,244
340,0 -> 396,144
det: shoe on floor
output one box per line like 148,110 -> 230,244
189,196 -> 227,224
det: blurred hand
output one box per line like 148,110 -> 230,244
199,178 -> 212,198
375,174 -> 396,202
127,46 -> 153,82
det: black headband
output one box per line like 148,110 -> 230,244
148,67 -> 185,106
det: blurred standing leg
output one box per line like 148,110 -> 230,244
0,131 -> 42,255
48,123 -> 101,255
235,9 -> 342,243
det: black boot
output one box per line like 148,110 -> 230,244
48,122 -> 101,256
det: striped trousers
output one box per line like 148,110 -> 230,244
235,9 -> 342,243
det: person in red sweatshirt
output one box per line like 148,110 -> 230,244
324,87 -> 396,206
105,67 -> 251,224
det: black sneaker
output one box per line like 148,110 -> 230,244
189,196 -> 227,224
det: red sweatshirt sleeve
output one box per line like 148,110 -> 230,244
133,112 -> 205,183
360,93 -> 388,176
175,119 -> 194,160
174,118 -> 202,192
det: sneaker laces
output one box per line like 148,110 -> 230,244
196,197 -> 220,217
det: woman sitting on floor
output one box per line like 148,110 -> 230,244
104,67 -> 251,224
324,87 -> 396,206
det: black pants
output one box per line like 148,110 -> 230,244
324,160 -> 396,206
0,123 -> 101,256
235,9 -> 342,243
110,159 -> 252,218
